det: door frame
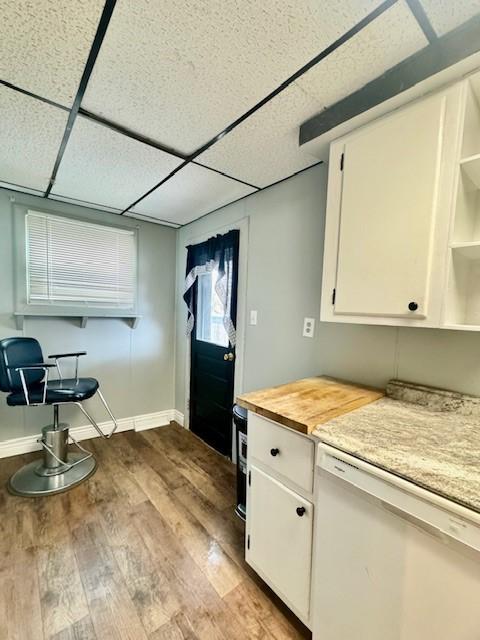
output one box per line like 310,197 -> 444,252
182,216 -> 249,462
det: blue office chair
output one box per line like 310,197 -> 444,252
0,336 -> 118,496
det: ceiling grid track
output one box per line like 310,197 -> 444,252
119,0 -> 399,215
3,0 -> 477,225
0,77 -> 261,192
44,0 -> 118,198
405,0 -> 438,43
0,79 -> 69,112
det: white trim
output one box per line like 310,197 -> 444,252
173,410 -> 185,426
0,409 -> 181,459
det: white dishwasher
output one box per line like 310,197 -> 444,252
313,443 -> 480,640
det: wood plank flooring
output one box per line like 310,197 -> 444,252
0,423 -> 311,640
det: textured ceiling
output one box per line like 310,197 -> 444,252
420,0 -> 480,36
132,164 -> 257,225
0,0 -> 105,106
296,1 -> 428,109
0,86 -> 68,191
51,116 -> 183,210
197,83 -> 323,188
82,0 -> 383,155
197,1 -> 428,188
0,0 -> 479,226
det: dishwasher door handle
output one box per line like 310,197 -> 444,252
381,501 -> 450,543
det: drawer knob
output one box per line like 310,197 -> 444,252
296,507 -> 306,517
408,301 -> 418,311
270,448 -> 280,457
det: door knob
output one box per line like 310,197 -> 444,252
270,448 -> 280,457
223,352 -> 234,361
408,301 -> 418,311
296,507 -> 306,517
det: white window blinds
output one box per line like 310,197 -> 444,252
26,211 -> 137,308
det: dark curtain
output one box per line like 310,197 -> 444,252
183,230 -> 240,346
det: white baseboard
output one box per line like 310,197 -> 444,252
173,410 -> 184,427
0,409 -> 183,459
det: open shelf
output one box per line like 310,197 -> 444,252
461,79 -> 480,159
13,312 -> 141,330
460,154 -> 480,189
451,162 -> 480,243
449,241 -> 480,259
444,248 -> 480,327
444,72 -> 480,330
443,323 -> 480,331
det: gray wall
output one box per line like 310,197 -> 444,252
175,163 -> 480,415
0,189 -> 177,442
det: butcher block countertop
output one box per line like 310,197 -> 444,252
236,376 -> 384,435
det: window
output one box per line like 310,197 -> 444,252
195,268 -> 229,347
26,211 -> 137,309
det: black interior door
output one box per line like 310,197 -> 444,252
189,233 -> 239,457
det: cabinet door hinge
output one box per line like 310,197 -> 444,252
248,470 -> 251,486
247,534 -> 250,550
332,288 -> 336,305
340,153 -> 344,171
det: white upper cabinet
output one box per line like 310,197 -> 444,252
321,82 -> 464,328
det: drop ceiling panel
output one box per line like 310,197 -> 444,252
0,86 -> 68,192
49,193 -> 123,214
132,164 -> 257,225
0,0 -> 105,106
198,1 -> 428,188
197,83 -> 323,188
420,0 -> 480,36
296,1 -> 428,109
51,116 -> 183,210
83,0 -> 383,154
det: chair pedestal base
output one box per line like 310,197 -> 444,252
8,417 -> 97,497
8,452 -> 97,497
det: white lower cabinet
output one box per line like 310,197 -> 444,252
246,464 -> 314,624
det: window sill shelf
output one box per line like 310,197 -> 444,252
13,312 -> 141,330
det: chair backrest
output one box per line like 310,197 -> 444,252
0,337 -> 45,393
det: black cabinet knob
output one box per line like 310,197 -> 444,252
270,448 -> 279,457
408,301 -> 418,311
296,507 -> 306,517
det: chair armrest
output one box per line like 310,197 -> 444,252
47,352 -> 86,382
7,364 -> 55,406
7,363 -> 57,370
48,352 -> 87,359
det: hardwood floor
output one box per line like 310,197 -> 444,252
0,423 -> 311,640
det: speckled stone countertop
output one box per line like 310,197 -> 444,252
314,380 -> 480,514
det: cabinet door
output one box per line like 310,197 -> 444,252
247,465 -> 313,619
334,94 -> 446,319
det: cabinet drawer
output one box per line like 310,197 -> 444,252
248,413 -> 314,493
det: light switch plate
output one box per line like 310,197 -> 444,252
303,317 -> 315,338
250,310 -> 258,325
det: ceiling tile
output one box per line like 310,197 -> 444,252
0,181 -> 45,197
132,164 -> 257,225
83,0 -> 382,154
198,1 -> 428,189
0,86 -> 68,191
196,83 -> 322,188
0,0 -> 105,106
420,0 -> 480,36
48,193 -> 123,214
51,116 -> 183,210
296,1 -> 428,108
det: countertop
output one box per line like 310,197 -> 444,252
314,380 -> 480,514
236,376 -> 383,435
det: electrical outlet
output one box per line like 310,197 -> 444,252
249,310 -> 258,325
303,317 -> 315,338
